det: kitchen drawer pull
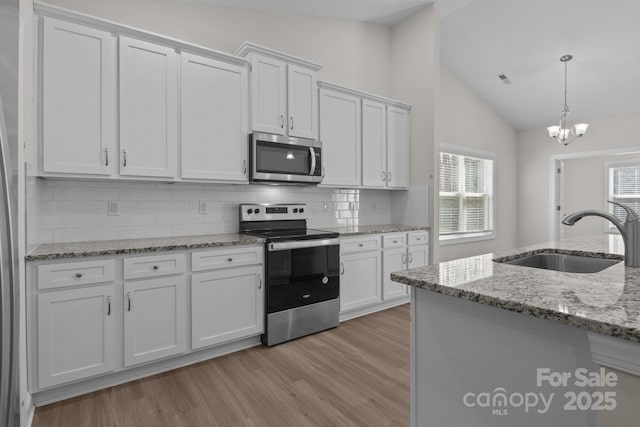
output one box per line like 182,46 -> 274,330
340,262 -> 345,275
152,265 -> 159,270
104,148 -> 109,166
409,253 -> 414,264
75,273 -> 82,279
257,273 -> 262,289
107,296 -> 111,316
127,292 -> 132,312
402,253 -> 406,266
290,116 -> 294,130
280,115 -> 284,129
122,149 -> 127,167
243,160 -> 247,174
382,171 -> 386,182
388,171 -> 392,182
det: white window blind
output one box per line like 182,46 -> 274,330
439,151 -> 494,236
608,164 -> 640,227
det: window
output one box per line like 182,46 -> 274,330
439,146 -> 495,244
607,162 -> 640,231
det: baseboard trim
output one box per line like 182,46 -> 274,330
339,297 -> 409,322
588,332 -> 640,376
23,392 -> 34,427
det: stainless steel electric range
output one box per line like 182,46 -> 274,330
239,203 -> 340,346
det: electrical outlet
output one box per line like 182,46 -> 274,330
323,202 -> 328,212
108,200 -> 120,216
199,200 -> 208,214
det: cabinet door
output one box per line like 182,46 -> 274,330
362,100 -> 387,188
191,265 -> 264,349
383,247 -> 409,300
41,17 -> 115,176
319,89 -> 361,186
340,250 -> 381,312
387,106 -> 410,189
124,276 -> 187,367
408,245 -> 429,269
250,54 -> 287,135
287,64 -> 318,139
37,284 -> 115,388
181,53 -> 249,181
119,37 -> 177,178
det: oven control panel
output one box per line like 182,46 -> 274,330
240,203 -> 307,222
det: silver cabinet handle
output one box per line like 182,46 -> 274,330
122,149 -> 127,167
388,171 -> 392,182
340,262 -> 345,275
243,160 -> 247,174
280,115 -> 284,129
402,253 -> 406,266
257,273 -> 262,289
105,148 -> 109,166
75,273 -> 82,278
107,296 -> 111,316
127,292 -> 132,312
290,116 -> 294,130
382,171 -> 386,182
409,252 -> 414,264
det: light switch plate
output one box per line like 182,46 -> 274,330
108,200 -> 120,216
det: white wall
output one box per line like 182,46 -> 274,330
517,111 -> 640,246
562,152 -> 640,239
437,66 -> 517,261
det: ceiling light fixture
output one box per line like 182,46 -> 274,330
547,54 -> 589,146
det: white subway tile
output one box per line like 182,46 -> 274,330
53,227 -> 118,243
38,200 -> 78,214
99,214 -> 156,227
76,201 -> 108,214
53,187 -> 117,201
172,223 -> 220,236
156,213 -> 204,225
37,229 -> 53,245
171,189 -> 217,201
117,225 -> 173,239
37,214 -> 99,229
118,188 -> 172,201
139,201 -> 189,214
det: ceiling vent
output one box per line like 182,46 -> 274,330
498,74 -> 511,85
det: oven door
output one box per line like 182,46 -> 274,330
265,239 -> 340,313
251,132 -> 322,184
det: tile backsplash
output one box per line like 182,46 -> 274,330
27,179 -> 428,246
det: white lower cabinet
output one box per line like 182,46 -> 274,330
123,276 -> 187,367
340,245 -> 382,312
37,284 -> 115,389
383,247 -> 409,300
191,265 -> 264,349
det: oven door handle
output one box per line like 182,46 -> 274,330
309,147 -> 316,175
268,238 -> 339,251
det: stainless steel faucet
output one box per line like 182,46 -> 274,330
562,201 -> 640,267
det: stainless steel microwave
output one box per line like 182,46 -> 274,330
250,132 -> 323,185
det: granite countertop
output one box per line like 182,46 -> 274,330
26,233 -> 265,261
391,236 -> 640,343
325,224 -> 430,237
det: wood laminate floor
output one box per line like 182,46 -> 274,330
32,304 -> 410,427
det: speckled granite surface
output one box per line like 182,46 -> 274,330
391,236 -> 640,343
26,234 -> 265,261
325,224 -> 430,236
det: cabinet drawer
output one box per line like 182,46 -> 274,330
340,236 -> 381,254
192,246 -> 263,272
37,260 -> 115,290
408,232 -> 428,246
383,233 -> 406,248
124,253 -> 186,280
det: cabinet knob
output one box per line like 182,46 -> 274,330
227,257 -> 233,262
153,265 -> 159,270
358,243 -> 364,247
393,240 -> 398,244
75,273 -> 82,278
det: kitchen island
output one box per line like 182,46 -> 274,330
391,237 -> 640,427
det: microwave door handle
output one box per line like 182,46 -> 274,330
309,147 -> 316,175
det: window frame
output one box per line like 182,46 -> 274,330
439,144 -> 496,246
605,160 -> 640,234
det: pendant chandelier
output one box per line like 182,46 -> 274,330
547,54 -> 589,145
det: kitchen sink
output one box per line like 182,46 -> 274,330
493,252 -> 622,273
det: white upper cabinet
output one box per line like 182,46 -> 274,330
236,42 -> 321,140
119,37 -> 178,179
250,54 -> 287,135
181,53 -> 249,182
386,106 -> 410,189
362,99 -> 387,188
287,64 -> 318,139
41,17 -> 116,176
319,88 -> 361,187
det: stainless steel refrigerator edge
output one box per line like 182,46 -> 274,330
0,0 -> 22,425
